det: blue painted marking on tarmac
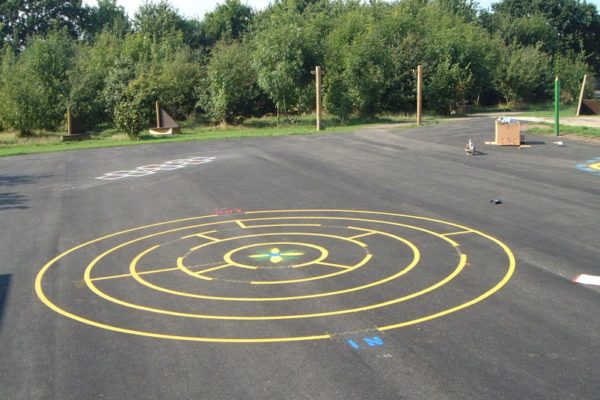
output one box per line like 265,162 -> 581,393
576,157 -> 600,176
347,340 -> 360,349
363,336 -> 384,347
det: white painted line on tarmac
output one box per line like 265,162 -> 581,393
95,156 -> 216,181
573,274 -> 600,286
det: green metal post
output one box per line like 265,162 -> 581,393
554,76 -> 560,137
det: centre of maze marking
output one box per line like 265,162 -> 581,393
249,246 -> 305,264
36,210 -> 516,343
228,242 -> 316,268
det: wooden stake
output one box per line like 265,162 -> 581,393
576,74 -> 587,117
312,66 -> 322,131
554,76 -> 560,137
67,107 -> 72,135
417,65 -> 423,126
156,101 -> 161,128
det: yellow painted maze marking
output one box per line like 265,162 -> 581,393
181,230 -> 220,241
121,230 -> 411,301
90,266 -> 180,282
36,210 -> 516,343
441,230 -> 474,237
224,242 -> 326,269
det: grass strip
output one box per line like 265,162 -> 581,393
0,115 -> 434,158
524,122 -> 600,138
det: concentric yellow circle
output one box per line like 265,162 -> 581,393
100,228 -> 412,301
35,210 -> 516,343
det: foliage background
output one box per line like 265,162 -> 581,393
0,0 -> 598,136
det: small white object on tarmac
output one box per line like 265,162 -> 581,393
497,117 -> 517,124
465,139 -> 475,155
553,141 -> 565,146
573,274 -> 600,286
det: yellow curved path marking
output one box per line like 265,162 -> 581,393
83,246 -> 457,321
175,231 -> 373,288
36,210 -> 516,343
101,229 -> 412,302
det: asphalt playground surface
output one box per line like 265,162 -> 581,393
0,117 -> 599,399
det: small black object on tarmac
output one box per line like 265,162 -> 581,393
490,199 -> 502,205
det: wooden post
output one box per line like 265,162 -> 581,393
576,74 -> 588,117
312,66 -> 322,131
155,101 -> 161,128
67,107 -> 72,135
316,66 -> 322,131
554,76 -> 560,137
417,65 -> 423,126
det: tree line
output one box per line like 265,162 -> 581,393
0,0 -> 598,136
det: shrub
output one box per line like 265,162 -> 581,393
426,59 -> 474,115
200,41 -> 263,123
554,53 -> 593,104
113,72 -> 159,137
0,30 -> 75,135
498,44 -> 552,104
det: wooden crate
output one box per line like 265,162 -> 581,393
495,121 -> 521,146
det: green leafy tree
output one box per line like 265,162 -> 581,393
133,0 -> 186,41
426,59 -> 474,115
69,31 -> 124,126
100,33 -> 152,119
0,0 -> 85,49
373,6 -> 425,112
100,30 -> 202,136
199,41 -> 265,123
324,1 -> 499,118
340,30 -> 391,116
554,52 -> 593,103
0,49 -> 44,135
324,8 -> 379,118
495,14 -> 559,52
423,3 -> 503,107
113,73 -> 157,137
201,0 -> 254,46
84,0 -> 131,39
113,52 -> 202,137
434,0 -> 479,22
0,29 -> 75,135
323,75 -> 353,121
497,44 -> 552,104
156,48 -> 203,119
179,18 -> 206,49
491,0 -> 600,69
252,11 -> 318,118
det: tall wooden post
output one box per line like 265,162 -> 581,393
312,66 -> 322,131
554,76 -> 560,137
67,107 -> 73,135
155,101 -> 161,128
417,65 -> 423,126
576,74 -> 588,117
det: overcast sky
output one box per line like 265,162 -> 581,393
83,0 -> 600,19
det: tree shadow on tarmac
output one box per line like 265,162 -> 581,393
0,193 -> 28,210
0,174 -> 54,187
0,174 -> 54,210
0,274 -> 10,329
